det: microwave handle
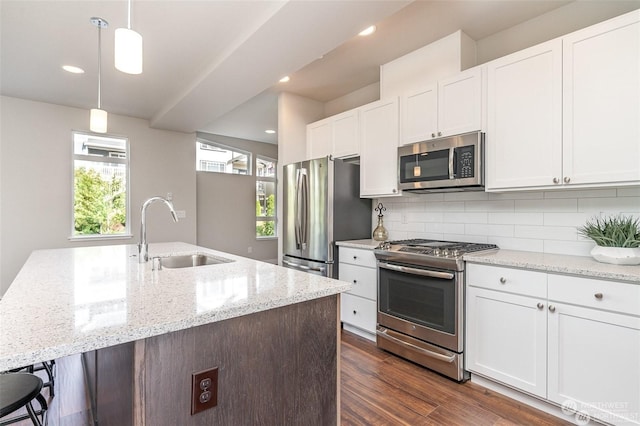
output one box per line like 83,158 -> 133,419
448,147 -> 455,180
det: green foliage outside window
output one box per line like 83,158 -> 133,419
74,167 -> 126,235
256,194 -> 275,237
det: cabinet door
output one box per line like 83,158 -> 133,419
332,109 -> 359,158
438,67 -> 482,137
563,11 -> 640,186
486,39 -> 563,190
400,84 -> 437,145
360,98 -> 401,198
548,303 -> 640,425
306,119 -> 332,160
466,287 -> 547,398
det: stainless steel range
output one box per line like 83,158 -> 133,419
374,239 -> 498,381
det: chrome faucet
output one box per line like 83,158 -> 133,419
138,196 -> 178,263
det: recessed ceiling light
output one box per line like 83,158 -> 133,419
265,129 -> 276,134
279,76 -> 290,83
62,65 -> 85,74
359,25 -> 376,36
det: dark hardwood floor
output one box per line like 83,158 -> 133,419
340,330 -> 571,426
9,331 -> 570,425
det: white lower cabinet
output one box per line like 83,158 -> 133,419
338,246 -> 377,342
466,263 -> 640,425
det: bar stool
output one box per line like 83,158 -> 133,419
8,361 -> 55,398
0,372 -> 48,425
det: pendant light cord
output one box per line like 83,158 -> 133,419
97,23 -> 102,109
127,0 -> 132,29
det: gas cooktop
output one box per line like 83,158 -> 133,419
374,238 -> 499,271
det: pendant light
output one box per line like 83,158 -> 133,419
115,0 -> 143,74
90,17 -> 108,134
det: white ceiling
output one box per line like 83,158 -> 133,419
1,0 -> 584,145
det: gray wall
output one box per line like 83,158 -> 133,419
0,96 -> 197,296
196,132 -> 278,262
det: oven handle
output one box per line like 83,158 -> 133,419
378,262 -> 454,280
377,328 -> 456,363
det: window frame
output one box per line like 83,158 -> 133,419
69,131 -> 132,241
196,139 -> 252,175
255,155 -> 277,240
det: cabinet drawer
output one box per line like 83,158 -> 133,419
467,263 -> 546,298
340,293 -> 376,334
338,263 -> 376,300
548,274 -> 640,316
339,247 -> 377,268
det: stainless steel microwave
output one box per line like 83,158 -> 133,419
398,131 -> 484,192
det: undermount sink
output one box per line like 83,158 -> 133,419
156,253 -> 234,269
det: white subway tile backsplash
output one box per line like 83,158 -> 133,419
578,197 -> 640,213
465,200 -> 514,212
486,236 -> 544,252
515,225 -> 578,241
543,212 -> 590,226
543,188 -> 617,199
443,212 -> 488,224
543,240 -> 594,257
617,187 -> 640,197
444,192 -> 489,202
488,212 -> 543,225
465,224 -> 514,237
515,198 -> 577,213
383,190 -> 633,257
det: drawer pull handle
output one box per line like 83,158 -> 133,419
537,302 -> 544,310
594,293 -> 603,300
353,256 -> 357,260
353,310 -> 357,315
353,280 -> 357,284
549,305 -> 556,313
499,277 -> 506,284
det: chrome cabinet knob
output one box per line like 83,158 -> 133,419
431,133 -> 436,138
564,176 -> 571,183
595,293 -> 603,300
499,277 -> 506,284
537,302 -> 544,310
549,305 -> 556,312
553,177 -> 559,184
438,131 -> 442,137
392,188 -> 398,193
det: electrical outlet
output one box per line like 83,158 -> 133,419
191,367 -> 218,415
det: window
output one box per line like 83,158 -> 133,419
72,132 -> 129,238
256,156 -> 276,238
196,140 -> 251,175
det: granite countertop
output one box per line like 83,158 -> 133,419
464,249 -> 640,283
336,239 -> 381,250
0,242 -> 350,371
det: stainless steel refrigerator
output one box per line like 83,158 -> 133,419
282,156 -> 371,278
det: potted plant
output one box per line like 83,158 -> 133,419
577,215 -> 640,265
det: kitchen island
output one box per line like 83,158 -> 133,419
0,242 -> 349,425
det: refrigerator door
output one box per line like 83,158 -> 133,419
283,157 -> 331,263
282,255 -> 331,277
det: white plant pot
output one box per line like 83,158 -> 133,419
590,246 -> 640,265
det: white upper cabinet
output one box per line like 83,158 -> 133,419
562,11 -> 640,186
306,109 -> 359,160
360,97 -> 401,198
486,39 -> 563,190
486,9 -> 640,191
401,67 -> 482,146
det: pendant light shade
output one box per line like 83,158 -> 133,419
115,0 -> 143,74
90,108 -> 108,133
90,17 -> 108,134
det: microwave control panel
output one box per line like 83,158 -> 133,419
454,146 -> 475,178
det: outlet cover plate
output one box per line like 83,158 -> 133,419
191,367 -> 218,415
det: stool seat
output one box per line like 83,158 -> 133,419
0,373 -> 47,425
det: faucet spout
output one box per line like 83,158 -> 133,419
139,196 -> 179,263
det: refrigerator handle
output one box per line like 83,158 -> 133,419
300,170 -> 309,250
295,169 -> 302,248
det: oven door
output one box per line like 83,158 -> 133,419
377,261 -> 463,352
